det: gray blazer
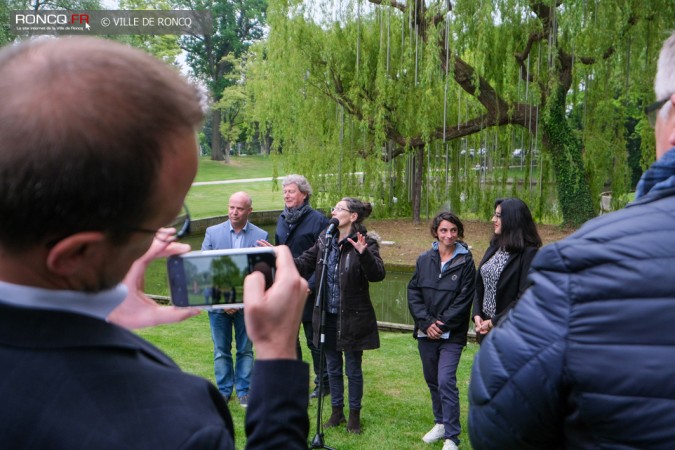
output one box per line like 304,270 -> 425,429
202,220 -> 269,250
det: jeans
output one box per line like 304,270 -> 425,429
418,338 -> 463,444
324,346 -> 364,410
208,310 -> 253,398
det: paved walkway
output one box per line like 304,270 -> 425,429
192,176 -> 276,186
192,172 -> 364,186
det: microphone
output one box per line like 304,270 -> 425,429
325,217 -> 339,237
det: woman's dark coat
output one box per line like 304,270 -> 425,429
472,244 -> 539,326
294,231 -> 386,352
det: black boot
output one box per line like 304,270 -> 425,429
324,406 -> 345,428
347,409 -> 361,434
310,385 -> 330,399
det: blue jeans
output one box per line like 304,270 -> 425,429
418,339 -> 463,444
324,347 -> 364,410
208,310 -> 253,398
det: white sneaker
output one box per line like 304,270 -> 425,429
422,423 -> 445,443
442,439 -> 459,450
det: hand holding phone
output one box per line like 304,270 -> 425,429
243,245 -> 308,360
109,228 -> 200,329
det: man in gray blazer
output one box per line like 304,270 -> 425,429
202,191 -> 269,407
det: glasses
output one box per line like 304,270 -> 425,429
331,206 -> 351,213
645,97 -> 671,128
44,204 -> 191,248
127,203 -> 191,241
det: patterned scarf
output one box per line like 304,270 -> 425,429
635,147 -> 675,199
282,201 -> 311,225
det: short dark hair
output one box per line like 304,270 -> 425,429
491,198 -> 542,252
430,211 -> 464,240
0,37 -> 203,252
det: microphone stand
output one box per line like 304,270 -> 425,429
309,228 -> 336,450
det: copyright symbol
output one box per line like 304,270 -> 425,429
101,17 -> 110,27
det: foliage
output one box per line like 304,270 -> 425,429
216,54 -> 248,156
248,0 -> 675,226
173,0 -> 267,161
0,1 -> 12,45
118,0 -> 183,64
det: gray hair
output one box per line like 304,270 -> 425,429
282,174 -> 313,197
655,31 -> 675,102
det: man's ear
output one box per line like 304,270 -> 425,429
46,232 -> 108,276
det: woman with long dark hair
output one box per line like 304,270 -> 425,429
294,197 -> 385,435
472,198 -> 542,342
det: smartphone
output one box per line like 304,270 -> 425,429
166,247 -> 276,309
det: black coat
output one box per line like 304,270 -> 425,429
407,242 -> 476,346
472,244 -> 538,326
276,207 -> 329,321
295,231 -> 386,352
0,303 -> 309,449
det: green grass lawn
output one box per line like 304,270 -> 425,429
194,155 -> 276,182
188,155 -> 283,218
137,316 -> 478,450
187,182 -> 283,218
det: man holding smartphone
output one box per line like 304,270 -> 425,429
0,37 -> 309,449
202,191 -> 269,408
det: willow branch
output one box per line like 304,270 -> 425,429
367,0 -> 407,14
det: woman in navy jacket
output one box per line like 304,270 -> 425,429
472,198 -> 541,342
407,212 -> 476,450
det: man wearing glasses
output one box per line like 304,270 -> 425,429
469,32 -> 675,449
0,37 -> 309,449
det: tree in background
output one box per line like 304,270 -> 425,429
175,0 -> 266,162
250,0 -> 675,226
119,0 -> 183,65
216,54 -> 248,158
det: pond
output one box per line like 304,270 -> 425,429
146,227 -> 416,327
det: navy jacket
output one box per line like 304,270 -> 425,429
469,183 -> 675,448
408,242 -> 476,346
276,207 -> 328,320
0,303 -> 309,449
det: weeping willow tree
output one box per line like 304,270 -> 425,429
248,0 -> 675,226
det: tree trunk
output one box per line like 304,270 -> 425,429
542,86 -> 595,227
412,146 -> 425,225
223,140 -> 231,163
211,109 -> 224,161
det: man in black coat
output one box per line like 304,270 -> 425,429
0,37 -> 309,449
275,174 -> 330,399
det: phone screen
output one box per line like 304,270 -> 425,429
167,248 -> 275,308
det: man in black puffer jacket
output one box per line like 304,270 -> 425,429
469,31 -> 675,450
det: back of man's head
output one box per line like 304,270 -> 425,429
0,37 -> 203,252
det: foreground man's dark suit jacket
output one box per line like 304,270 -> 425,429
0,303 -> 309,449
